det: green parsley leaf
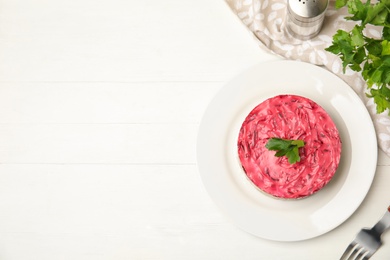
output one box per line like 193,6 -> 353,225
347,0 -> 369,21
265,138 -> 305,164
382,40 -> 390,56
383,66 -> 390,83
382,27 -> 390,40
351,25 -> 364,47
335,0 -> 348,9
366,40 -> 382,56
286,146 -> 300,164
370,8 -> 388,25
367,85 -> 390,114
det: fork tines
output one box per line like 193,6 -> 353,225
340,241 -> 370,260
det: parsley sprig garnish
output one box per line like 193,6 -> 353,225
325,0 -> 390,115
265,138 -> 305,164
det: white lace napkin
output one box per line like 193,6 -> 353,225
226,0 -> 390,156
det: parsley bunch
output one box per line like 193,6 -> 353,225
326,0 -> 390,114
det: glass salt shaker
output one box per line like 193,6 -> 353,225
286,0 -> 329,40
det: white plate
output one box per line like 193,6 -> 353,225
196,60 -> 377,242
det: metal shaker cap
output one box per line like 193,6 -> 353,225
288,0 -> 328,23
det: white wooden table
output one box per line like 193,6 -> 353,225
0,0 -> 389,259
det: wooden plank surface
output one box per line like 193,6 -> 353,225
0,0 -> 389,259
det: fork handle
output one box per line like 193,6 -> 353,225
371,206 -> 390,237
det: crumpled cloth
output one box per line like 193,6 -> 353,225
226,0 -> 390,157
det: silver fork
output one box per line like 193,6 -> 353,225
340,206 -> 390,260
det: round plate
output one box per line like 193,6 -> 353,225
196,60 -> 377,242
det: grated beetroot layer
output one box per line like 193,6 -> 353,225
237,95 -> 342,199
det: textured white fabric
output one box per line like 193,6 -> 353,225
226,0 -> 390,156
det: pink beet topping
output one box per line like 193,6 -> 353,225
237,95 -> 342,199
